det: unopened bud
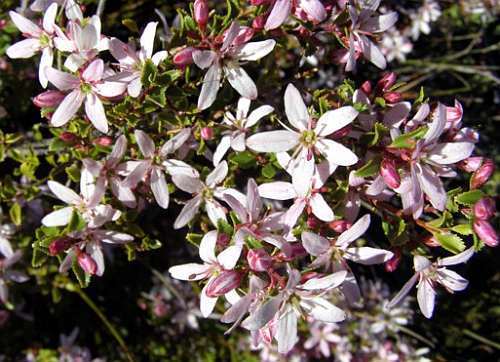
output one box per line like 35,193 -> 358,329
377,72 -> 397,92
330,125 -> 352,139
383,92 -> 402,103
77,252 -> 97,275
328,220 -> 351,233
385,249 -> 401,272
361,81 -> 372,95
473,220 -> 498,247
93,136 -> 113,147
153,301 -> 168,317
473,198 -> 496,220
252,15 -> 266,30
33,90 -> 65,108
380,158 -> 401,189
205,270 -> 242,297
278,242 -> 307,261
307,216 -> 321,229
200,126 -> 213,140
59,132 -> 78,143
194,0 -> 209,29
48,237 -> 74,256
459,156 -> 483,173
247,248 -> 273,272
173,47 -> 194,66
445,100 -> 463,127
233,27 -> 255,46
471,159 -> 494,189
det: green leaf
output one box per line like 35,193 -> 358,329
451,224 -> 473,235
67,210 -> 86,232
246,235 -> 263,249
122,19 -> 139,33
229,151 -> 256,169
65,164 -> 81,183
72,261 -> 91,288
390,126 -> 428,149
455,190 -> 484,206
186,233 -> 203,246
32,247 -> 48,267
217,219 -> 234,236
9,203 -> 22,226
433,232 -> 466,254
262,163 -> 276,178
355,157 -> 381,178
141,59 -> 157,88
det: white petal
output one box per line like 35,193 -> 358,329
301,231 -> 330,256
299,270 -> 347,290
200,284 -> 218,317
438,247 -> 474,266
47,180 -> 81,204
246,105 -> 274,128
9,11 -> 41,36
205,199 -> 227,227
140,22 -> 157,58
345,247 -> 393,265
246,130 -> 299,153
134,130 -> 155,158
414,163 -> 446,211
424,103 -> 446,144
150,167 -> 169,209
6,38 -> 40,58
437,268 -> 468,292
38,47 -> 53,88
310,193 -> 334,222
359,34 -> 386,69
284,83 -> 309,131
41,206 -> 74,227
258,182 -> 296,200
174,195 -> 202,229
198,62 -> 222,110
224,63 -> 258,100
316,139 -> 358,166
45,67 -> 80,91
85,93 -> 108,133
265,0 -> 291,30
306,297 -> 346,323
417,278 -> 436,318
169,263 -> 210,281
217,245 -> 242,270
235,40 -> 276,61
192,49 -> 217,69
171,174 -> 203,193
387,273 -> 419,309
199,230 -> 217,263
337,214 -> 370,247
51,90 -> 84,127
206,161 -> 228,187
242,296 -> 281,330
315,106 -> 358,136
276,305 -> 298,354
427,142 -> 475,165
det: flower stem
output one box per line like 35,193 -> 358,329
463,329 -> 500,350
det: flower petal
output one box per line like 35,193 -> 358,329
174,195 -> 202,229
224,62 -> 258,100
198,62 -> 222,110
316,139 -> 358,166
150,166 -> 169,209
85,93 -> 108,133
235,40 -> 276,61
246,130 -> 299,153
284,83 -> 309,131
337,214 -> 370,247
315,106 -> 358,136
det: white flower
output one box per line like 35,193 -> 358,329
247,83 -> 358,191
388,248 -> 474,318
194,21 -> 276,110
213,97 -> 274,166
6,3 -> 59,88
168,230 -> 242,317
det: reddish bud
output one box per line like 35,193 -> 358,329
200,126 -> 214,140
383,92 -> 402,103
205,270 -> 242,297
194,0 -> 209,29
278,242 -> 307,261
173,47 -> 194,66
385,249 -> 401,272
307,216 -> 321,229
328,220 -> 351,233
377,72 -> 397,92
249,0 -> 270,5
33,90 -> 65,108
48,237 -> 74,256
93,136 -> 113,147
360,80 -> 372,95
380,158 -> 401,189
247,248 -> 273,272
153,301 -> 168,317
77,252 -> 97,275
330,125 -> 352,139
0,20 -> 7,31
471,159 -> 495,189
252,15 -> 266,30
59,132 -> 78,143
216,233 -> 230,247
297,26 -> 311,38
473,220 -> 498,247
459,156 -> 483,173
473,198 -> 496,220
233,27 -> 255,46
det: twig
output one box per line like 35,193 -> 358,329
463,329 -> 500,350
96,0 -> 107,17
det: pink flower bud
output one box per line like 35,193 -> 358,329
59,132 -> 78,143
173,47 -> 194,66
205,270 -> 242,297
377,72 -> 397,92
200,126 -> 214,140
459,156 -> 483,173
0,20 -> 7,31
380,158 -> 401,189
360,81 -> 372,95
233,27 -> 255,46
445,100 -> 463,127
252,15 -> 266,30
33,90 -> 65,108
385,249 -> 401,272
473,198 -> 496,220
77,252 -> 98,275
383,92 -> 402,103
247,248 -> 273,272
306,216 -> 321,229
250,0 -> 270,5
48,237 -> 74,256
194,0 -> 209,29
217,233 -> 230,247
153,300 -> 168,317
471,159 -> 494,189
278,242 -> 307,261
473,220 -> 498,247
93,136 -> 113,147
328,220 -> 351,233
330,125 -> 352,139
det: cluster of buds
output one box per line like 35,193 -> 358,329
473,198 -> 498,247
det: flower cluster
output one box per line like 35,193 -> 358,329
2,0 -> 497,358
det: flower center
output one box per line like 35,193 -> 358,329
80,82 -> 92,94
300,130 -> 317,147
